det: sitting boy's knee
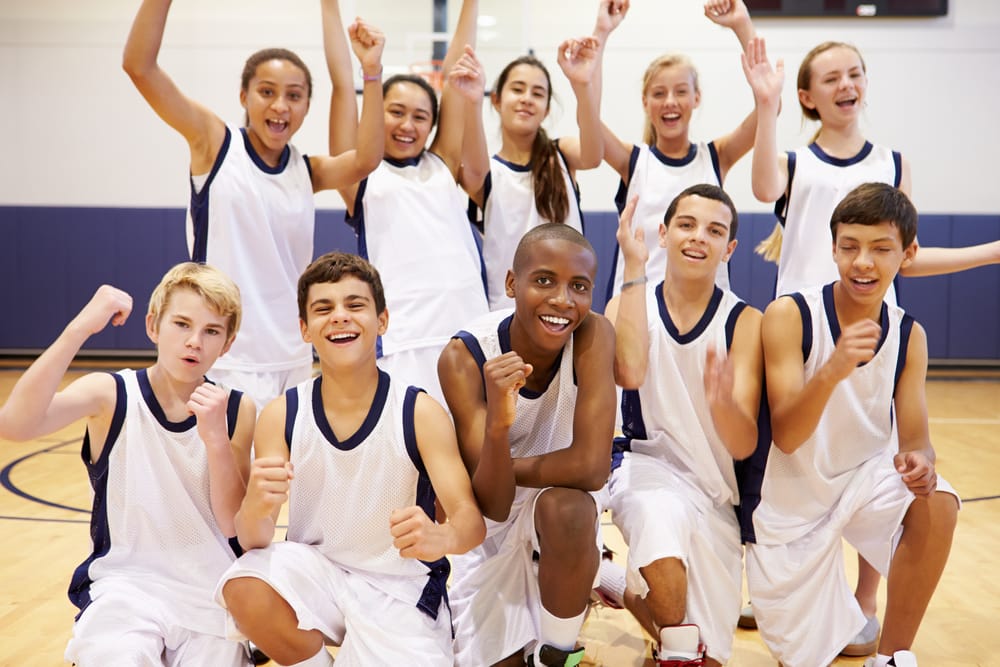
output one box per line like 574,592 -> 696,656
534,488 -> 597,543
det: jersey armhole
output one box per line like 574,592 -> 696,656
773,150 -> 796,225
283,386 -> 299,451
82,371 -> 127,474
893,314 -> 916,392
725,302 -> 749,351
789,292 -> 812,361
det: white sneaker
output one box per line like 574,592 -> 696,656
842,615 -> 880,656
863,650 -> 917,667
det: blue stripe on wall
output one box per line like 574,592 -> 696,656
2,206 -> 998,360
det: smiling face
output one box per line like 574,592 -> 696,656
493,61 -> 551,138
300,276 -> 387,369
660,193 -> 737,280
798,44 -> 867,126
832,221 -> 915,305
240,58 -> 311,165
506,237 -> 596,355
146,288 -> 233,383
642,60 -> 700,147
383,80 -> 436,160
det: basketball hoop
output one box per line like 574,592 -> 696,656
408,60 -> 445,93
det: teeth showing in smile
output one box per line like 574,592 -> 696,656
662,113 -> 680,121
267,119 -> 288,131
393,134 -> 415,144
682,248 -> 706,259
540,315 -> 570,326
853,278 -> 876,285
328,332 -> 359,342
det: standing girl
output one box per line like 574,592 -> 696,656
322,0 -> 488,403
124,0 -> 386,409
601,0 -> 757,303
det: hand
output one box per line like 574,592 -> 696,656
244,456 -> 294,518
188,382 -> 230,448
484,352 -> 533,430
894,451 -> 937,496
704,346 -> 736,411
704,0 -> 750,29
616,195 -> 648,270
741,37 -> 784,109
594,0 -> 629,38
71,285 -> 133,336
349,17 -> 385,75
390,505 -> 452,561
447,45 -> 485,103
557,37 -> 601,86
825,318 -> 881,382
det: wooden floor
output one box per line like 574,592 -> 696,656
0,363 -> 998,666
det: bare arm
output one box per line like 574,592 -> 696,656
705,307 -> 763,460
605,197 -> 650,388
322,0 -> 359,155
511,314 -> 617,491
741,37 -> 789,203
234,398 -> 292,549
389,393 -> 486,560
310,18 -> 385,194
450,46 -> 490,206
592,1 -> 634,181
0,286 -> 130,446
439,341 -> 526,521
763,297 -> 881,453
554,37 -> 604,172
430,0 -> 479,176
902,242 -> 1000,278
891,323 -> 938,496
122,0 -> 225,175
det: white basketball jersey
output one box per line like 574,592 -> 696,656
608,142 -> 728,301
453,310 -> 577,508
284,371 -> 448,616
751,284 -> 912,545
188,125 -> 315,373
349,153 -> 489,357
69,369 -> 241,636
481,149 -> 583,310
619,283 -> 747,508
775,142 -> 902,301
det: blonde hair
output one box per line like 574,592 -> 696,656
755,223 -> 783,263
641,54 -> 700,146
147,262 -> 242,341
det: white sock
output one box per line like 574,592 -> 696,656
536,605 -> 586,660
285,648 -> 336,667
658,625 -> 701,659
597,557 -> 627,606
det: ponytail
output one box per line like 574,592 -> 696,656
530,129 -> 570,224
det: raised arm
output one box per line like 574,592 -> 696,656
604,197 -> 650,388
234,398 -> 292,549
430,0 -> 480,176
0,286 -> 129,448
511,314 -> 617,491
122,0 -> 225,175
593,1 -> 634,180
187,384 -> 255,537
554,36 -> 604,171
439,340 -> 526,521
891,322 -> 938,496
741,36 -> 789,203
310,18 -> 385,194
322,0 -> 359,154
450,46 -> 491,206
704,307 -> 763,460
389,393 -> 486,560
902,241 -> 1000,278
763,298 -> 881,453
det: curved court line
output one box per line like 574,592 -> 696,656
0,438 -> 90,514
0,515 -> 89,523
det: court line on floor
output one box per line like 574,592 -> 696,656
0,438 -> 89,514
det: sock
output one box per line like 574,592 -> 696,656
597,557 -> 627,607
658,625 -> 701,659
535,606 -> 587,661
285,648 -> 336,667
872,654 -> 892,667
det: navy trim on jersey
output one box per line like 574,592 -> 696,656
189,127 -> 232,263
137,369 -> 196,433
480,169 -> 493,210
734,378 -> 771,544
650,142 -> 698,167
454,330 -> 488,391
302,153 -> 313,182
497,315 -> 564,398
384,154 -> 422,168
225,390 -> 243,439
892,150 -> 903,188
69,372 -> 127,613
492,154 -> 531,172
773,150 -> 796,226
789,292 -> 813,361
894,314 -> 916,391
656,282 -> 723,344
725,302 -> 748,351
618,389 -> 647,450
707,141 -> 722,185
312,371 -> 390,451
240,127 -> 291,174
823,283 -> 890,362
284,386 -> 299,451
613,145 -> 643,214
228,536 -> 245,558
809,140 -> 874,167
400,385 -> 451,622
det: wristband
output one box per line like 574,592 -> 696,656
360,66 -> 383,82
620,275 -> 648,291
